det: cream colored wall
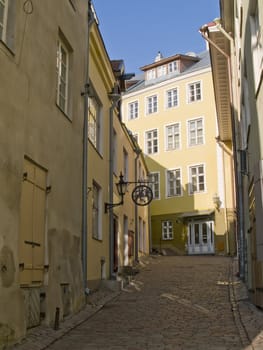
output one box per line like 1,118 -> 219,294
0,1 -> 88,347
123,65 -> 236,254
123,70 -> 219,215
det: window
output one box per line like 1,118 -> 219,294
166,88 -> 178,108
145,129 -> 158,154
146,95 -> 158,114
250,0 -> 263,91
167,169 -> 181,197
148,172 -> 160,199
166,123 -> 180,150
187,81 -> 201,103
157,65 -> 166,77
56,38 -> 69,114
88,94 -> 101,150
128,101 -> 138,120
0,0 -> 8,41
92,181 -> 102,240
188,118 -> 204,146
123,148 -> 128,181
162,221 -> 173,240
147,69 -> 156,80
189,164 -> 205,194
168,61 -> 178,73
113,129 -> 117,174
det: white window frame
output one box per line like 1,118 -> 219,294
147,69 -> 156,80
165,123 -> 181,151
145,129 -> 158,155
166,168 -> 182,197
123,148 -> 128,182
56,38 -> 69,114
187,117 -> 204,147
146,95 -> 158,115
148,172 -> 160,200
0,0 -> 8,42
128,101 -> 139,120
162,221 -> 173,240
187,80 -> 202,103
92,181 -> 102,240
157,65 -> 166,77
250,0 -> 263,93
168,61 -> 178,73
166,87 -> 179,109
189,164 -> 206,194
88,94 -> 101,151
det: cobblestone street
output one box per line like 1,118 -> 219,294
13,256 -> 263,350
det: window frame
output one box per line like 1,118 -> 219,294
166,87 -> 179,109
146,94 -> 158,115
56,38 -> 70,115
145,129 -> 159,155
162,221 -> 174,240
88,92 -> 102,152
250,0 -> 263,93
187,80 -> 202,103
148,172 -> 160,200
128,100 -> 139,120
187,117 -> 205,147
92,181 -> 102,240
166,168 -> 182,197
165,122 -> 181,151
188,164 -> 206,194
0,0 -> 8,42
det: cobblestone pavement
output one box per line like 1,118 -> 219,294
12,256 -> 263,350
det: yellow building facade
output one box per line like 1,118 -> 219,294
86,7 -> 149,290
122,51 -> 236,256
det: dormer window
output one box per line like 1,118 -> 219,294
168,61 -> 178,73
147,69 -> 156,80
157,65 -> 166,77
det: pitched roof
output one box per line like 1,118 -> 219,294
124,50 -> 211,94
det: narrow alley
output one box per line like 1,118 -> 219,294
13,256 -> 263,350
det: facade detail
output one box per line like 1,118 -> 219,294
0,1 -> 149,348
122,50 -> 236,256
202,0 -> 263,308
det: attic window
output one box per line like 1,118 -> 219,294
147,69 -> 156,80
168,61 -> 178,73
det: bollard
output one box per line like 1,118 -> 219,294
54,307 -> 60,330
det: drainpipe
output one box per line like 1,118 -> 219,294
81,0 -> 94,295
199,24 -> 245,278
134,147 -> 141,262
108,93 -> 121,278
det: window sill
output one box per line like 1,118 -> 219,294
56,103 -> 72,122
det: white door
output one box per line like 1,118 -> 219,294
188,220 -> 214,254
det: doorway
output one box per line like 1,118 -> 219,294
188,220 -> 214,254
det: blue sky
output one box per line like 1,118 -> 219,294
92,1 -> 220,75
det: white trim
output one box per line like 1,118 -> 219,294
148,171 -> 161,200
144,128 -> 159,155
165,167 -> 183,198
164,86 -> 179,110
145,93 -> 158,116
186,79 -> 203,104
164,122 -> 181,151
186,116 -> 205,148
187,163 -> 207,195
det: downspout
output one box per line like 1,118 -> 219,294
199,24 -> 245,278
134,147 -> 141,262
81,0 -> 94,295
108,93 -> 121,278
